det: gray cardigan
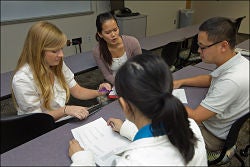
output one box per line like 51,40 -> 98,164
92,35 -> 142,84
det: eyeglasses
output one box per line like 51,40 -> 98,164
198,41 -> 224,51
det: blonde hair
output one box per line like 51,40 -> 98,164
12,21 -> 70,111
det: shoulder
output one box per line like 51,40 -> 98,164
12,64 -> 36,89
13,64 -> 33,81
122,35 -> 141,52
122,35 -> 139,43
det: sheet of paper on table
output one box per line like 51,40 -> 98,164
173,89 -> 188,104
71,117 -> 130,166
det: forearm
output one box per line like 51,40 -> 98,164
46,106 -> 66,121
47,105 -> 90,121
178,75 -> 211,87
71,84 -> 100,100
185,105 -> 216,124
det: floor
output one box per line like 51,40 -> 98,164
0,33 -> 249,166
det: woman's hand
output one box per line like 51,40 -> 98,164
64,105 -> 89,120
98,83 -> 112,95
107,118 -> 124,132
69,139 -> 84,157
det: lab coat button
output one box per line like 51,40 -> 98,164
125,154 -> 130,160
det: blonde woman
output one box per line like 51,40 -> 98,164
12,21 -> 111,123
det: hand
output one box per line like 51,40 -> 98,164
64,105 -> 89,120
69,139 -> 84,157
98,83 -> 112,95
107,118 -> 124,132
173,80 -> 182,89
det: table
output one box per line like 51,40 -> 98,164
236,39 -> 249,50
0,71 -> 14,99
193,62 -> 217,71
172,65 -> 210,108
0,100 -> 124,166
1,65 -> 211,166
139,24 -> 199,50
63,51 -> 97,75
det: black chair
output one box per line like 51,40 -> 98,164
178,34 -> 201,68
240,144 -> 250,159
234,16 -> 246,33
208,112 -> 250,166
1,113 -> 55,154
142,49 -> 153,55
161,41 -> 183,72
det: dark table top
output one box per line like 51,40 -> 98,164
1,65 -> 211,166
139,24 -> 199,50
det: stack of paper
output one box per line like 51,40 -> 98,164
71,117 -> 130,166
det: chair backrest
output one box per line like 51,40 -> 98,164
1,113 -> 55,154
142,49 -> 153,55
161,41 -> 183,67
234,16 -> 246,33
189,34 -> 199,54
209,112 -> 249,165
224,112 -> 249,150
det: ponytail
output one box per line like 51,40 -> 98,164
114,53 -> 198,164
152,93 -> 197,164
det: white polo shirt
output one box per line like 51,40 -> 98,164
201,53 -> 249,139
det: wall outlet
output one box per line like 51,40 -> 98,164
86,35 -> 92,42
72,37 -> 82,45
66,40 -> 71,46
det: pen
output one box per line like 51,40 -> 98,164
109,121 -> 115,128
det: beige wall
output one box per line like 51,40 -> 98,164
0,1 -> 110,73
125,1 -> 186,36
192,1 -> 249,34
1,1 -> 249,73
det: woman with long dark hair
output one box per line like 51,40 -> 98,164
93,12 -> 142,85
69,53 -> 207,166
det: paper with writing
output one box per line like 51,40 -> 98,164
71,117 -> 130,166
173,89 -> 188,103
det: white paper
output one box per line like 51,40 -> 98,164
71,117 -> 130,166
173,89 -> 188,103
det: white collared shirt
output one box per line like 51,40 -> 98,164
12,62 -> 77,122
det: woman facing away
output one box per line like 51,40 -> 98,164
12,21 -> 111,123
68,53 -> 207,166
93,12 -> 142,85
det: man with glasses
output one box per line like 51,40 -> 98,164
174,17 -> 249,163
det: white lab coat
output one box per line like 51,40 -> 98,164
71,119 -> 207,166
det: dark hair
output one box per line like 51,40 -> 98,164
115,54 -> 198,164
199,17 -> 236,49
95,12 -> 118,65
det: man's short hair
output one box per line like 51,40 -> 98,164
199,17 -> 236,49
